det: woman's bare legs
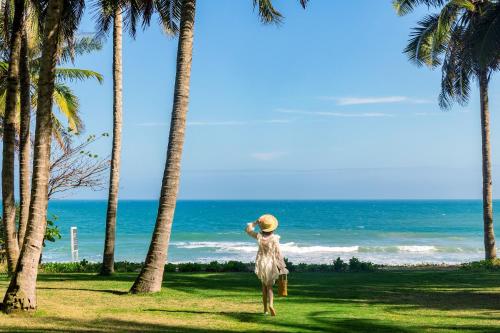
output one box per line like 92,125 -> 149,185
268,285 -> 276,316
262,284 -> 268,314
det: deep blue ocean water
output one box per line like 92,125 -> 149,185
43,200 -> 499,265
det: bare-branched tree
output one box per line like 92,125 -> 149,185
48,133 -> 110,199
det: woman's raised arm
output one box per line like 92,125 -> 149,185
245,221 -> 259,239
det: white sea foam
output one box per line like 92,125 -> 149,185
173,242 -> 456,255
397,245 -> 437,252
281,243 -> 359,254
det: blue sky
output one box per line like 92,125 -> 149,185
62,0 -> 500,199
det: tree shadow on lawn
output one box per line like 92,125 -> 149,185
37,286 -> 128,296
0,314 -> 435,333
36,273 -> 137,283
32,271 -> 500,312
161,271 -> 500,312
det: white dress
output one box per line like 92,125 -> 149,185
246,223 -> 289,286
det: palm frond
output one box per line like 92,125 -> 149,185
438,25 -> 472,109
53,82 -> 82,134
51,114 -> 72,150
253,0 -> 283,24
59,35 -> 103,64
298,0 -> 309,9
404,14 -> 443,67
150,0 -> 181,36
59,0 -> 86,47
393,0 -> 447,16
55,68 -> 103,84
473,2 -> 500,67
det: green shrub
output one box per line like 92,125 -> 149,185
165,263 -> 177,273
206,261 -> 223,272
460,259 -> 500,272
37,257 -> 377,274
222,260 -> 249,272
333,257 -> 348,272
284,258 -> 295,272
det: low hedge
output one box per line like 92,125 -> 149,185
460,259 -> 500,272
37,257 -> 377,274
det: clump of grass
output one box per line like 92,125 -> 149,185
460,259 -> 500,272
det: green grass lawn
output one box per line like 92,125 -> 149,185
0,270 -> 499,332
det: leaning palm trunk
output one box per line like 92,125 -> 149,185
2,0 -> 64,312
130,0 -> 196,294
18,30 -> 32,249
101,7 -> 123,276
479,70 -> 496,260
1,0 -> 25,274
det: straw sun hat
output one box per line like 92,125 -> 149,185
257,214 -> 278,232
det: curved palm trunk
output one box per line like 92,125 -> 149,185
479,70 -> 496,260
2,0 -> 25,274
130,0 -> 196,294
2,0 -> 64,312
18,30 -> 31,249
101,7 -> 123,276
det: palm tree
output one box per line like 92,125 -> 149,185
1,0 -> 26,274
18,28 -> 31,250
0,35 -> 102,252
2,0 -> 85,312
394,0 -> 499,259
94,0 -> 141,276
130,0 -> 309,294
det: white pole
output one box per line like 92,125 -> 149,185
70,226 -> 78,262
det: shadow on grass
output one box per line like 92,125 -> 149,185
0,315 -> 431,333
160,271 -> 500,311
38,287 -> 128,296
30,271 -> 500,312
2,271 -> 499,332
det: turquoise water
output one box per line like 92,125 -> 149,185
43,200 -> 498,265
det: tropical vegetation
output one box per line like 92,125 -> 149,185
394,0 -> 500,259
0,0 -> 497,323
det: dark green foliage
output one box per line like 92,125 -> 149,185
284,257 -> 376,273
37,257 -> 378,274
348,257 -> 376,272
44,214 -> 62,246
333,257 -> 349,272
205,260 -> 223,272
220,260 -> 249,272
177,262 -> 204,272
284,257 -> 295,272
460,259 -> 500,272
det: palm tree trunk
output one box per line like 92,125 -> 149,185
130,0 -> 196,294
18,30 -> 31,250
1,0 -> 25,274
2,0 -> 63,312
101,7 -> 123,276
479,70 -> 497,260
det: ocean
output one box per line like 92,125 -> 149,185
43,200 -> 498,265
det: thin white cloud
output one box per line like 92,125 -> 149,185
320,96 -> 432,106
251,152 -> 287,161
275,108 -> 392,118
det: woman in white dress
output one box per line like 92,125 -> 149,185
245,214 -> 288,316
